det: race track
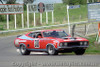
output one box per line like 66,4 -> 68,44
0,36 -> 100,67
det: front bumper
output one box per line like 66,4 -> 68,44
56,46 -> 89,51
57,46 -> 89,49
58,41 -> 89,49
56,46 -> 89,53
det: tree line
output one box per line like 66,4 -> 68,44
62,0 -> 100,5
0,0 -> 35,4
1,0 -> 100,5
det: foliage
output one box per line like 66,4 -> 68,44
62,0 -> 99,5
62,0 -> 69,5
6,0 -> 16,4
24,5 -> 27,10
24,0 -> 35,4
0,0 -> 3,4
0,15 -> 6,22
86,36 -> 100,54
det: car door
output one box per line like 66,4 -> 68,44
27,32 -> 35,49
33,32 -> 43,49
34,38 -> 40,48
28,32 -> 44,49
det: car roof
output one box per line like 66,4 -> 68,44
41,29 -> 63,32
26,29 -> 66,36
31,29 -> 63,33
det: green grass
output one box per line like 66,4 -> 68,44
85,36 -> 100,54
0,25 -> 4,30
54,4 -> 88,23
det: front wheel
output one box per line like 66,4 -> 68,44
74,48 -> 85,55
47,45 -> 58,55
20,45 -> 30,55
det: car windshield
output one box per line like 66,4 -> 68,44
43,30 -> 69,38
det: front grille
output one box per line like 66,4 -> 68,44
67,42 -> 80,47
60,41 -> 88,47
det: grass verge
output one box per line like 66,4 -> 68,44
85,36 -> 100,54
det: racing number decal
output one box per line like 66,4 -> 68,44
34,39 -> 39,48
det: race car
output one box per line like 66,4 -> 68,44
14,29 -> 89,55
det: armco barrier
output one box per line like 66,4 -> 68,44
0,21 -> 98,34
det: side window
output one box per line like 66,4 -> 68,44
35,32 -> 42,38
28,32 -> 42,38
28,33 -> 35,38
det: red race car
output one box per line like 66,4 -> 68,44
14,29 -> 89,55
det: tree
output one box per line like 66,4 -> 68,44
87,0 -> 100,3
79,0 -> 87,5
62,0 -> 87,5
23,0 -> 36,10
6,0 -> 16,4
0,0 -> 3,4
69,0 -> 80,5
24,0 -> 36,4
62,0 -> 69,5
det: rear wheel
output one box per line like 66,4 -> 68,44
74,48 -> 85,55
47,45 -> 58,55
20,45 -> 30,55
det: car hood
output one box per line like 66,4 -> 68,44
44,36 -> 88,42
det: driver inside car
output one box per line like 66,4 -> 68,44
37,34 -> 42,38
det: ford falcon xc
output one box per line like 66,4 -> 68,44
14,29 -> 89,55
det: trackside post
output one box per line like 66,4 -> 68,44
98,23 -> 100,43
67,5 -> 80,34
67,5 -> 71,34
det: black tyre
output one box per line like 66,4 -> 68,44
20,45 -> 30,55
74,48 -> 85,55
47,45 -> 58,55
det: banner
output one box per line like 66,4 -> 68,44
0,4 -> 23,14
88,3 -> 100,21
28,3 -> 54,13
68,5 -> 80,9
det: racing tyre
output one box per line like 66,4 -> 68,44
47,45 -> 58,55
74,48 -> 85,55
20,45 -> 30,55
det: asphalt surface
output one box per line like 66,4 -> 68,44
0,35 -> 100,67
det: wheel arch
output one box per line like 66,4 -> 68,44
46,43 -> 56,49
19,43 -> 31,55
19,43 -> 26,48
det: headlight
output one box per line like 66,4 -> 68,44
84,42 -> 88,45
60,43 -> 68,46
80,42 -> 83,45
60,43 -> 63,46
64,43 -> 68,46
